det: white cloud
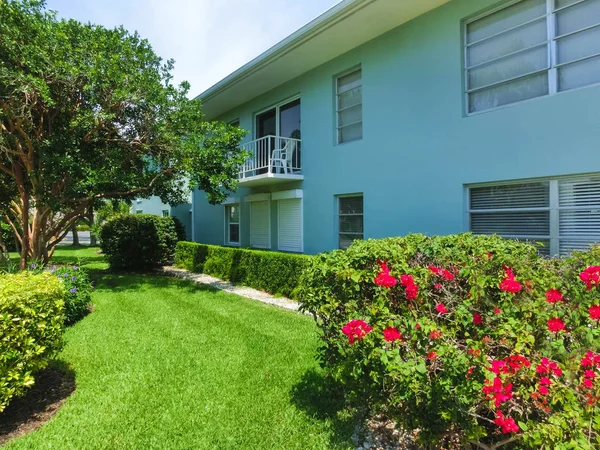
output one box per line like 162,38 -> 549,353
46,0 -> 342,97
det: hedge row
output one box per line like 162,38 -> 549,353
175,242 -> 312,298
0,272 -> 65,412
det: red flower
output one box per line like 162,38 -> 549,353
580,266 -> 600,290
429,330 -> 443,340
466,366 -> 475,378
374,262 -> 397,288
547,317 -> 566,333
433,283 -> 442,290
428,265 -> 455,281
494,307 -> 501,315
545,289 -> 564,304
580,351 -> 600,368
383,327 -> 402,342
589,305 -> 600,321
583,378 -> 594,389
487,253 -> 493,259
538,386 -> 549,396
494,411 -> 519,434
483,377 -> 513,407
415,323 -> 421,330
488,355 -> 530,375
341,320 -> 373,344
472,313 -> 483,325
499,267 -> 522,293
540,377 -> 552,386
400,274 -> 419,300
427,351 -> 438,360
436,303 -> 449,314
584,370 -> 597,379
536,358 -> 562,377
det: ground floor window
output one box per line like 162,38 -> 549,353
225,204 -> 240,245
338,194 -> 363,250
162,210 -> 169,217
468,174 -> 600,256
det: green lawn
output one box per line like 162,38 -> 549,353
3,248 -> 353,449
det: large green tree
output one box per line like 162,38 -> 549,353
0,0 -> 246,267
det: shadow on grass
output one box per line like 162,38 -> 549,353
0,360 -> 76,446
93,272 -> 219,295
290,369 -> 357,449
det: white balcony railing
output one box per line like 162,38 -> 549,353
239,135 -> 302,180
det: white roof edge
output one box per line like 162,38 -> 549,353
195,0 -> 369,103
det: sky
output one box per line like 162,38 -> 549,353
45,0 -> 342,98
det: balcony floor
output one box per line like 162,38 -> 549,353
239,173 -> 304,187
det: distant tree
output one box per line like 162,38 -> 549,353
0,0 -> 246,268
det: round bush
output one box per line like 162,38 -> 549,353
299,234 -> 600,449
100,214 -> 178,270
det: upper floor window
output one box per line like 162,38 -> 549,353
465,0 -> 600,113
336,68 -> 363,144
468,174 -> 600,256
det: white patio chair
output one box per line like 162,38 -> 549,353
270,139 -> 298,174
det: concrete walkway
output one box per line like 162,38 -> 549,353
161,266 -> 302,312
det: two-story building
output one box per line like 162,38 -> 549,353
191,0 -> 600,256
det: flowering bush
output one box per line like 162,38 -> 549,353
52,266 -> 92,325
299,234 -> 600,449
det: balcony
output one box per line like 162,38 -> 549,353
238,135 -> 303,187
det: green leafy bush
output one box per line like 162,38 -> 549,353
52,266 -> 93,325
0,272 -> 65,412
174,242 -> 312,298
100,214 -> 178,270
172,216 -> 186,242
1,221 -> 17,252
299,234 -> 600,449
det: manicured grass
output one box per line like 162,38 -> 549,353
3,262 -> 354,448
8,245 -> 109,272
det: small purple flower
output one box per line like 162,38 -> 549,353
70,288 -> 77,293
30,263 -> 36,269
73,265 -> 78,271
62,273 -> 69,278
71,276 -> 77,281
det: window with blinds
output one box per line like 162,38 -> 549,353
225,204 -> 240,245
468,174 -> 600,255
465,0 -> 600,113
336,68 -> 363,144
338,195 -> 364,249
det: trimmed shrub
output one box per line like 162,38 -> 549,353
299,234 -> 600,449
172,216 -> 186,242
0,272 -> 65,412
174,242 -> 312,298
52,266 -> 93,325
100,214 -> 178,270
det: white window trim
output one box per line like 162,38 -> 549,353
335,66 -> 363,145
337,193 -> 364,249
466,172 -> 600,256
464,0 -> 600,115
277,197 -> 304,253
224,204 -> 241,247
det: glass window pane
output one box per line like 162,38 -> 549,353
470,211 -> 550,235
340,216 -> 364,234
229,224 -> 240,243
339,234 -> 363,250
338,69 -> 362,92
470,182 -> 550,209
468,45 -> 548,89
467,0 -> 546,44
556,0 -> 600,36
469,72 -> 548,112
557,26 -> 600,64
467,19 -> 547,67
556,0 -> 581,8
338,87 -> 362,110
560,239 -> 600,256
558,54 -> 600,90
339,123 -> 362,143
279,99 -> 301,140
339,196 -> 364,215
338,104 -> 362,127
229,205 -> 240,223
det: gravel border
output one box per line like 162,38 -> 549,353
161,266 -> 302,312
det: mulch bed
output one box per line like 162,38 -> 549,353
0,364 -> 76,446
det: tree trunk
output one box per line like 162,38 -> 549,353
19,192 -> 29,269
88,208 -> 97,246
71,222 -> 79,246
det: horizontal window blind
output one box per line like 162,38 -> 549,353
469,174 -> 600,256
338,195 -> 364,250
